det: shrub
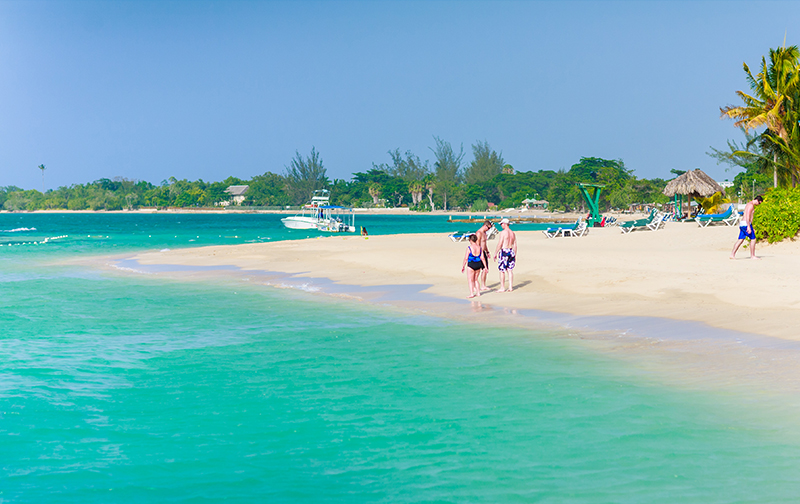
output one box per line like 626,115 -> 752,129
469,198 -> 489,212
410,201 -> 431,212
753,187 -> 800,243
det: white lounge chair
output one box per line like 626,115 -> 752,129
543,219 -> 584,238
562,220 -> 589,237
695,206 -> 738,227
448,231 -> 474,242
646,212 -> 667,231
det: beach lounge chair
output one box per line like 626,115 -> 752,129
448,231 -> 474,242
646,212 -> 667,231
562,220 -> 589,237
695,205 -> 738,227
602,216 -> 618,227
619,209 -> 659,234
543,219 -> 582,238
486,226 -> 500,240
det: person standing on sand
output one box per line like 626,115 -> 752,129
731,195 -> 763,260
475,220 -> 492,292
493,218 -> 517,292
461,234 -> 487,298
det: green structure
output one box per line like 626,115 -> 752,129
577,183 -> 604,227
673,193 -> 684,218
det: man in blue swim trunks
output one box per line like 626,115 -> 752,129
730,195 -> 762,260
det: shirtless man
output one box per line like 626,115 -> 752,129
475,220 -> 492,292
730,195 -> 763,260
493,218 -> 517,292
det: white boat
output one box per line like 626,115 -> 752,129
315,205 -> 356,233
281,190 -> 356,233
281,190 -> 331,230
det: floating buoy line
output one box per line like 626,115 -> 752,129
0,235 -> 69,247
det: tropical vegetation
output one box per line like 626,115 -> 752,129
713,42 -> 800,241
753,187 -> 800,243
716,43 -> 800,190
2,143 -> 671,213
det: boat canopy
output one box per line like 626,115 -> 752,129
319,205 -> 351,210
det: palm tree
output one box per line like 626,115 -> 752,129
425,177 -> 436,211
721,45 -> 800,187
408,180 -> 424,206
368,183 -> 382,206
38,164 -> 46,193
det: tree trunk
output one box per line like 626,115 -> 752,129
687,194 -> 692,219
774,153 -> 778,188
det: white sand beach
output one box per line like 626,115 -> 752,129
123,223 -> 800,340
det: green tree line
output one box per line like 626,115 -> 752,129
5,139 -> 671,212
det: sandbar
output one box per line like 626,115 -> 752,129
119,222 -> 800,341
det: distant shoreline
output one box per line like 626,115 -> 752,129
0,207 -> 585,219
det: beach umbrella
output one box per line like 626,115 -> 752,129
662,169 -> 724,218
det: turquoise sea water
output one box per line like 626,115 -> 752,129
2,213 -> 800,502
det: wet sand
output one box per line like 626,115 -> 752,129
117,223 -> 800,341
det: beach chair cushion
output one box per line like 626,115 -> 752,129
696,206 -> 737,227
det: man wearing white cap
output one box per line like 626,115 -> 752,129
493,218 -> 517,292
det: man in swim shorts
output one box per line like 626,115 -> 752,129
493,218 -> 517,292
475,220 -> 493,292
730,195 -> 762,260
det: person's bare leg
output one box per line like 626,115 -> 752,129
730,238 -> 744,259
480,267 -> 490,291
750,239 -> 760,259
467,269 -> 477,298
497,271 -> 506,292
508,270 -> 514,292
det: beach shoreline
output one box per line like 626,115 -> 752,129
94,235 -> 800,396
102,224 -> 800,341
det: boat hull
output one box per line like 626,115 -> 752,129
281,217 -> 320,230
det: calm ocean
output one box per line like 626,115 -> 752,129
2,213 -> 800,503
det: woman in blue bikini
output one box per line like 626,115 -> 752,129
461,234 -> 487,298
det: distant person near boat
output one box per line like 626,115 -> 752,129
475,220 -> 493,292
461,234 -> 487,298
730,195 -> 762,260
493,218 -> 517,292
360,226 -> 368,236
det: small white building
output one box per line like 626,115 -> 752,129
225,185 -> 249,205
522,198 -> 548,210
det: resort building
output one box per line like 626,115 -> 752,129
225,185 -> 249,206
522,198 -> 548,210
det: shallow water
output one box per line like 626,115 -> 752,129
2,214 -> 800,502
0,212 -> 553,256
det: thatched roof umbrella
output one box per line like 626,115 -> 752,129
663,169 -> 724,218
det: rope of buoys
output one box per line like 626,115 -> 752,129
0,235 -> 69,247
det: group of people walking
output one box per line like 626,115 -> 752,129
459,194 -> 763,298
460,218 -> 517,298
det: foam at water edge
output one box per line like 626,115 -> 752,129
108,263 -> 152,274
2,227 -> 37,232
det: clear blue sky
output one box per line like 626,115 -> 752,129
1,0 -> 797,190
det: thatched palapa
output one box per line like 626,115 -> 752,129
663,169 -> 724,218
663,169 -> 723,198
